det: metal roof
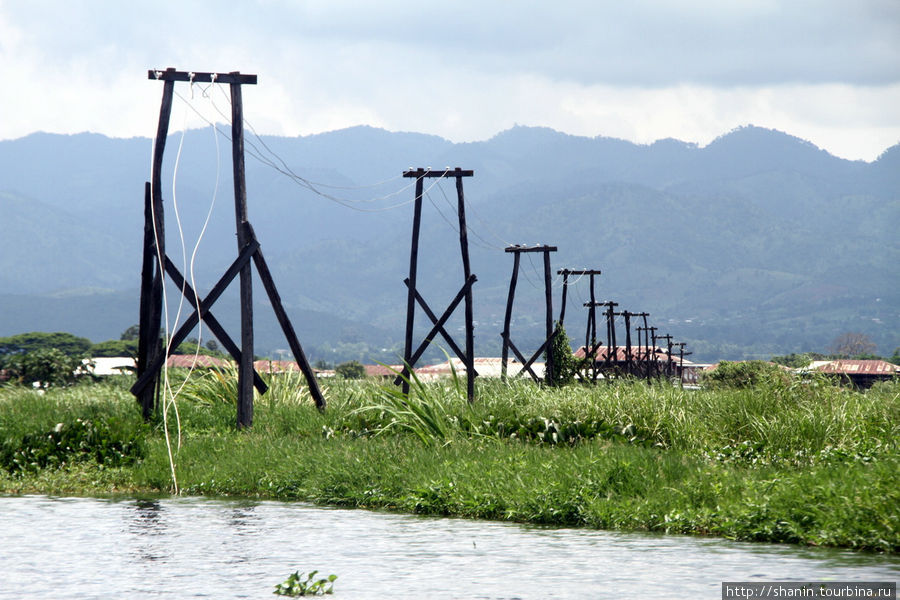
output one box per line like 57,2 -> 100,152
812,360 -> 899,375
574,345 -> 682,363
165,355 -> 231,369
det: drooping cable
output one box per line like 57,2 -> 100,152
157,96 -> 197,494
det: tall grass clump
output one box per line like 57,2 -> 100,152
338,363 -> 475,445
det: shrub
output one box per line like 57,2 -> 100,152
1,417 -> 144,474
2,348 -> 87,387
701,360 -> 790,389
544,322 -> 577,387
335,360 -> 366,380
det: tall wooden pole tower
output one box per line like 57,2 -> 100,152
395,168 -> 478,402
133,68 -> 325,427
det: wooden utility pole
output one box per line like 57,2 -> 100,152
656,334 -> 674,379
557,269 -> 602,382
622,311 -> 635,375
630,312 -> 650,378
501,245 -> 557,382
397,168 -> 477,402
647,326 -> 659,380
135,68 -> 325,427
230,72 -> 254,428
675,342 -> 692,387
603,301 -> 620,377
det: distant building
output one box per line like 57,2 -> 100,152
806,359 -> 898,388
165,355 -> 231,369
82,357 -> 136,376
575,345 -> 699,382
414,357 -> 545,381
364,364 -> 403,379
253,359 -> 301,374
253,360 -> 335,377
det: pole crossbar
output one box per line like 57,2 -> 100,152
557,269 -> 602,276
148,68 -> 257,85
403,168 -> 473,178
505,244 -> 558,253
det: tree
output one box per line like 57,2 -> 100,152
173,339 -> 226,358
0,332 -> 92,358
3,348 -> 86,387
90,339 -> 138,358
544,321 -> 577,387
701,360 -> 789,389
829,332 -> 877,358
120,325 -> 140,341
335,360 -> 366,379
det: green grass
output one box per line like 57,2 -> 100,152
1,373 -> 898,552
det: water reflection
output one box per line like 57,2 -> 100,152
129,498 -> 164,535
126,498 -> 171,564
0,495 -> 896,600
227,503 -> 261,534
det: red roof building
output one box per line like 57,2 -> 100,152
809,360 -> 898,388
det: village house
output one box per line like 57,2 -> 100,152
805,359 -> 898,388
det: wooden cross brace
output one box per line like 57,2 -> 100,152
394,274 -> 478,386
132,222 -> 325,410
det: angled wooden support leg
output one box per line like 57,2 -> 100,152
161,257 -> 268,395
514,328 -> 559,383
505,338 -> 541,383
243,222 -> 326,410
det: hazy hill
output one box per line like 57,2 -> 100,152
1,125 -> 897,362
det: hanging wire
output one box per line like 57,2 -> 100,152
172,88 -> 421,211
424,190 -> 460,237
148,80 -> 226,494
148,131 -> 179,495
434,180 -> 506,252
206,84 -> 432,211
519,252 -> 541,290
458,187 -> 517,249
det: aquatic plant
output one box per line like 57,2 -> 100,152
1,417 -> 144,475
273,571 -> 337,596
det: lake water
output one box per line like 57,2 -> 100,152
1,495 -> 896,599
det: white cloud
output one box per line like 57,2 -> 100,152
0,0 -> 898,161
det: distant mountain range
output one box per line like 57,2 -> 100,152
1,125 -> 897,363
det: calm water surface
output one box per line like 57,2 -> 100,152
1,495 -> 896,599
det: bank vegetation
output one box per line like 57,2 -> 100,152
1,368 -> 897,552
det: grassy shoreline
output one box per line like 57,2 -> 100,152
1,373 -> 897,552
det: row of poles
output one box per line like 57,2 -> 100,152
499,246 -> 692,386
135,68 -> 691,428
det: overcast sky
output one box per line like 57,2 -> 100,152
1,0 -> 898,161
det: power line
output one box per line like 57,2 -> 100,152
172,86 -> 423,212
